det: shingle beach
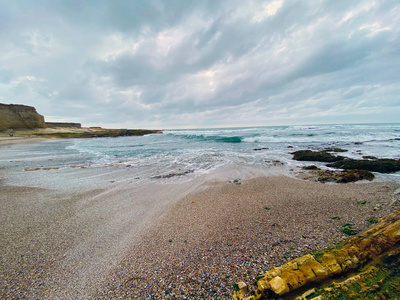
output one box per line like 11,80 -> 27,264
1,150 -> 399,300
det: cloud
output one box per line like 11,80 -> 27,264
0,0 -> 399,128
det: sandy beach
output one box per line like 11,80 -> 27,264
0,135 -> 47,146
1,143 -> 399,300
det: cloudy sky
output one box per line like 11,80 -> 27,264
0,0 -> 399,129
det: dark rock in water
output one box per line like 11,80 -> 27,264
328,158 -> 400,173
151,170 -> 194,179
292,150 -> 345,163
325,148 -> 348,153
253,147 -> 269,151
302,165 -> 320,170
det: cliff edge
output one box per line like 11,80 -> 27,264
0,103 -> 45,130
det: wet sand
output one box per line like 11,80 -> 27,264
1,161 -> 399,299
0,136 -> 46,146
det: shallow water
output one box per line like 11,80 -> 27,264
1,123 -> 399,186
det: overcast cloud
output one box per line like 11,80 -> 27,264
0,0 -> 399,128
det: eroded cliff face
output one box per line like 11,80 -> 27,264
0,103 -> 45,130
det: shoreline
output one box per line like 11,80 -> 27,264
0,127 -> 160,140
0,136 -> 47,146
1,162 -> 399,299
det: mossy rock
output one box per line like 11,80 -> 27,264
338,169 -> 374,183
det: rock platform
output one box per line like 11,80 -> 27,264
234,209 -> 400,299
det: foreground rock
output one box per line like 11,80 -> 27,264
234,209 -> 400,300
0,103 -> 45,129
300,166 -> 375,183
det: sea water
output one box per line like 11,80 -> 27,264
1,123 -> 400,184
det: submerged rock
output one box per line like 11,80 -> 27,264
151,169 -> 194,179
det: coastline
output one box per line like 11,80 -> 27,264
1,162 -> 399,299
0,127 -> 160,140
0,136 -> 47,146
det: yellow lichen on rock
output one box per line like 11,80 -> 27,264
269,276 -> 289,295
234,209 -> 400,299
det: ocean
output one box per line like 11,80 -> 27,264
1,123 -> 400,185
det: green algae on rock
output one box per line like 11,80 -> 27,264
300,167 -> 374,183
233,209 -> 400,300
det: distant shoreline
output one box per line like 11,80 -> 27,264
0,127 -> 161,143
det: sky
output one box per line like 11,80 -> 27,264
0,0 -> 399,129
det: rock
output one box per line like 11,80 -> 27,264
293,149 -> 400,174
325,148 -> 348,153
302,165 -> 320,170
151,170 -> 194,179
25,128 -> 160,138
292,150 -> 345,163
300,168 -> 374,183
0,103 -> 45,129
45,122 -> 81,128
234,209 -> 400,299
328,158 -> 400,173
269,276 -> 289,295
296,288 -> 316,300
233,282 -> 248,298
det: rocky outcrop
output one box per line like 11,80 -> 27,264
292,150 -> 345,163
328,158 -> 400,173
45,122 -> 81,128
293,149 -> 400,175
0,103 -> 45,129
234,209 -> 400,300
13,127 -> 161,138
300,166 -> 375,183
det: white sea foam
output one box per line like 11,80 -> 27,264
2,123 -> 400,186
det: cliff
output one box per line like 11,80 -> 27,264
0,103 -> 45,130
45,122 -> 82,128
